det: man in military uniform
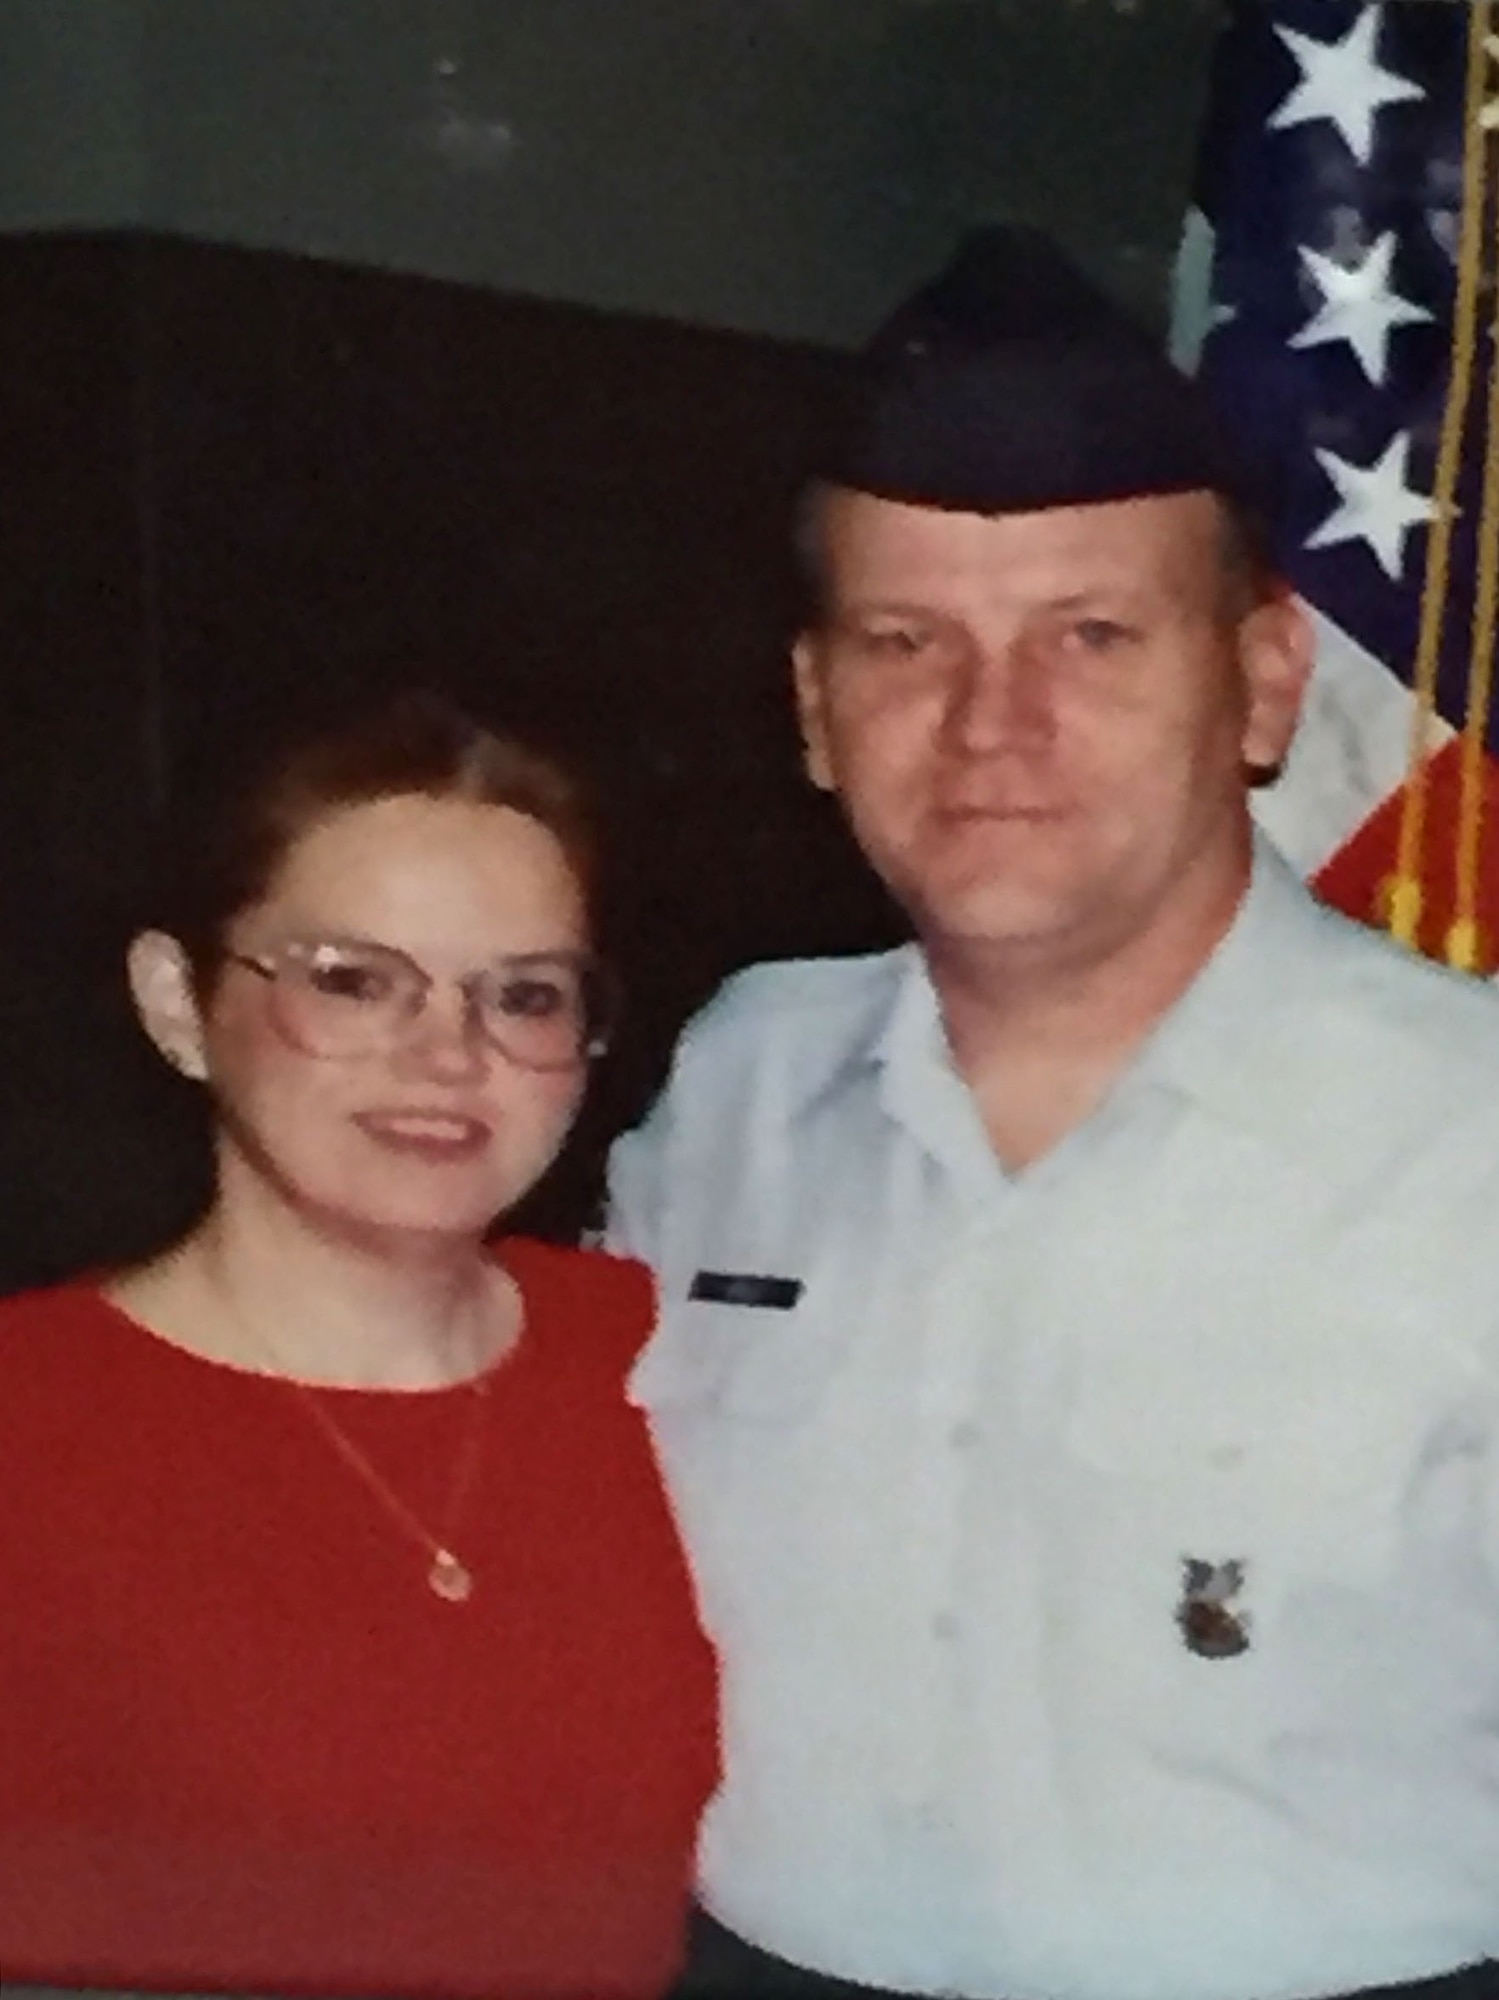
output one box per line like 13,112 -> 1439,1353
610,229 -> 1499,2000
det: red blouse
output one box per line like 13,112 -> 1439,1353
0,1241 -> 718,1997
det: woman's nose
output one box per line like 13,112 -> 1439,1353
399,984 -> 488,1072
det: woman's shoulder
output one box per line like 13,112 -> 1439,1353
0,1276 -> 114,1343
0,1279 -> 127,1406
493,1236 -> 657,1381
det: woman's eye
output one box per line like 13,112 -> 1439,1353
492,977 -> 569,1021
307,960 -> 391,1004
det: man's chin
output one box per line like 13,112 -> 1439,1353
901,856 -> 1074,929
915,893 -> 1083,961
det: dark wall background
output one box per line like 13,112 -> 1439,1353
1,1 -> 1222,336
0,2 -> 1224,1288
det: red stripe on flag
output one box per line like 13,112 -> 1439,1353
1312,738 -> 1499,973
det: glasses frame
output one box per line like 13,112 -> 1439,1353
224,937 -> 616,1073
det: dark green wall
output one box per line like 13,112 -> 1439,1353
4,1 -> 1222,339
0,1 -> 1226,1287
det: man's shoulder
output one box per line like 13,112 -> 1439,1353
606,949 -> 909,1248
1299,902 -> 1499,1081
1239,897 -> 1499,1188
676,945 -> 910,1067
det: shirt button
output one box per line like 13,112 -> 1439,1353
949,1421 -> 981,1450
1208,1443 -> 1247,1470
932,1611 -> 961,1641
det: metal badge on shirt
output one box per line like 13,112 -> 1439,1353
1177,1556 -> 1251,1659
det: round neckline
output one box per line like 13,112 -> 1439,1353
82,1249 -> 531,1401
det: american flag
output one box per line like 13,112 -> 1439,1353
1172,0 -> 1499,970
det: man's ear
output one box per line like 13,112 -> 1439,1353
1237,591 -> 1315,778
792,632 -> 836,793
126,931 -> 209,1082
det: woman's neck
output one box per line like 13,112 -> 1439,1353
110,1186 -> 518,1391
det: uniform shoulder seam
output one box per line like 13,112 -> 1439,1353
695,947 -> 907,1026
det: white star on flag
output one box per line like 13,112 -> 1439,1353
1176,0 -> 1499,963
1305,431 -> 1437,582
1289,233 -> 1432,385
1270,8 -> 1424,166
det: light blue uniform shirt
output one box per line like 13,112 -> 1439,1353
609,844 -> 1499,2000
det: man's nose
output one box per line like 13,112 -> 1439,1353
944,637 -> 1056,751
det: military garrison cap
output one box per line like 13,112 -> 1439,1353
820,226 -> 1256,516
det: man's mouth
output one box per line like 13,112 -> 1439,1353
937,803 -> 1070,824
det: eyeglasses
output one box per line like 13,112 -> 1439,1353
225,938 -> 615,1071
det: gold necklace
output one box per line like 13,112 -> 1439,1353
280,1369 -> 492,1603
214,1274 -> 502,1604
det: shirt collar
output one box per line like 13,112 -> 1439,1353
1130,833 -> 1331,1113
856,832 -> 1331,1128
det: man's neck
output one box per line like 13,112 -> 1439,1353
929,851 -> 1252,1172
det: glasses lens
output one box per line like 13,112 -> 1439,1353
271,943 -> 415,1057
474,958 -> 615,1070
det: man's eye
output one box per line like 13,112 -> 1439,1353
857,624 -> 930,658
1068,618 -> 1134,652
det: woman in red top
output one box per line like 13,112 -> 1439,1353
0,692 -> 717,1997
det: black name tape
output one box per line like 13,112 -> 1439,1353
689,1271 -> 804,1311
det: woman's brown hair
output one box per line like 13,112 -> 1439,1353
158,690 -> 596,990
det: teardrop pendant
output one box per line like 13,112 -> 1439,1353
428,1549 -> 474,1603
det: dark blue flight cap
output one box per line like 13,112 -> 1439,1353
821,226 -> 1258,517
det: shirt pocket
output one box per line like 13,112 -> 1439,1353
1060,1363 -> 1433,1642
1061,1264 -> 1492,1580
630,1288 -> 848,1424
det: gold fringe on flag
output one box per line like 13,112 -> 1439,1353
1387,0 -> 1499,970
